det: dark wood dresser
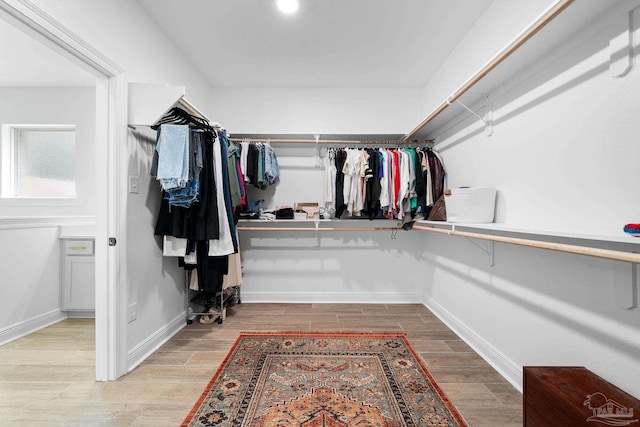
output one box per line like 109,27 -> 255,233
523,366 -> 640,426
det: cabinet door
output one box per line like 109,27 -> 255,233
62,256 -> 95,310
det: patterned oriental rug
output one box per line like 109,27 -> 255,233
182,332 -> 468,427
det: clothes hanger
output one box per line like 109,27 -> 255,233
152,107 -> 211,131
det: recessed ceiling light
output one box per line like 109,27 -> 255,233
277,0 -> 299,15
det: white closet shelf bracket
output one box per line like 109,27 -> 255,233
464,235 -> 495,266
612,260 -> 638,309
434,224 -> 493,260
609,6 -> 640,78
447,94 -> 493,136
314,134 -> 322,168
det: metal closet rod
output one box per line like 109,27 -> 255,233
229,137 -> 434,145
236,226 -> 401,232
412,225 -> 640,264
403,0 -> 575,141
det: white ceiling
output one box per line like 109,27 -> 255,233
136,0 -> 494,88
0,17 -> 96,87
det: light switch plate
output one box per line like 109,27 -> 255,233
128,176 -> 139,194
128,303 -> 137,323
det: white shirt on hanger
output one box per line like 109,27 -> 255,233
208,130 -> 235,257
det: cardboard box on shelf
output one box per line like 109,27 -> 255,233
295,202 -> 320,219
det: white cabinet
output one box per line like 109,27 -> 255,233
60,238 -> 95,313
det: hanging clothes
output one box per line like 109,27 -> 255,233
426,148 -> 446,204
240,141 -> 250,183
207,129 -> 237,257
154,130 -> 220,241
155,124 -> 190,191
362,148 -> 381,220
242,142 -> 280,190
152,114 -> 241,297
379,149 -> 390,216
413,149 -> 426,219
226,141 -> 243,208
322,144 -> 445,223
324,148 -> 337,216
342,148 -> 359,216
334,149 -> 348,218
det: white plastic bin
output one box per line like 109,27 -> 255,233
444,187 -> 496,223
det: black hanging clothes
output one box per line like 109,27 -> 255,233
413,148 -> 427,219
363,148 -> 381,220
334,148 -> 348,219
246,143 -> 259,186
196,240 -> 228,293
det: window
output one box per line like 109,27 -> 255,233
1,125 -> 76,198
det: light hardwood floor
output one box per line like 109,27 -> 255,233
0,304 -> 522,426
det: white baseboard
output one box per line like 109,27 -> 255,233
0,309 -> 68,346
127,312 -> 186,373
241,292 -> 424,304
422,296 -> 523,392
65,310 -> 95,319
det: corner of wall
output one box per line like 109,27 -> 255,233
0,309 -> 67,346
422,296 -> 523,391
127,310 -> 185,373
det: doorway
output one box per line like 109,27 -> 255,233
0,1 -> 125,381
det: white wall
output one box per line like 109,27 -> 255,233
211,87 -> 422,135
0,86 -> 96,341
240,231 -> 423,303
418,0 -> 613,120
420,0 -> 558,118
28,0 -> 210,108
420,0 -> 640,396
28,0 -> 214,368
125,126 -> 186,363
0,226 -> 63,342
0,86 -> 96,217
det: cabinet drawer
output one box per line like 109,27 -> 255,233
64,240 -> 94,255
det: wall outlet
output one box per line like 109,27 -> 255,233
128,303 -> 137,323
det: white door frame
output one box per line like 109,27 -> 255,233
0,0 -> 127,380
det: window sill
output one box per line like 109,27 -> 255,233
0,215 -> 95,230
0,197 -> 84,207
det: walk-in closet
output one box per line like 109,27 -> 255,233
1,0 -> 639,425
